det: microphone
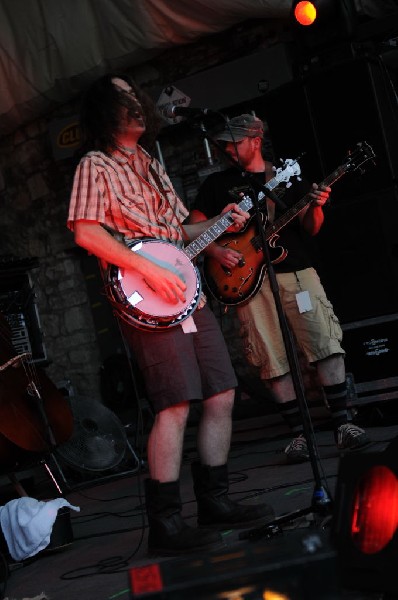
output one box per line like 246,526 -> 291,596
162,105 -> 215,119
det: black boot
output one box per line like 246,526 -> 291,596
144,478 -> 224,556
191,462 -> 275,529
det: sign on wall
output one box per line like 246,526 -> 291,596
49,116 -> 81,161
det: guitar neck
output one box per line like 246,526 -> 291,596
184,195 -> 252,261
265,164 -> 347,240
184,179 -> 277,261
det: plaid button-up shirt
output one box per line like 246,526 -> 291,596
67,146 -> 188,248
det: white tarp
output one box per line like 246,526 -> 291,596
0,0 -> 292,135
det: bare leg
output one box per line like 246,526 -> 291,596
192,389 -> 274,529
147,401 -> 190,482
267,372 -> 295,403
267,353 -> 346,401
197,389 -> 234,466
315,354 -> 345,385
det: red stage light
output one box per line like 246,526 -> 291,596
351,465 -> 398,555
332,440 -> 398,594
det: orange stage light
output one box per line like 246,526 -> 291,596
294,1 -> 317,26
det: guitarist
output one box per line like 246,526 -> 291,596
190,113 -> 370,464
67,76 -> 275,556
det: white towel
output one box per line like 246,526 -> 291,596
0,497 -> 80,561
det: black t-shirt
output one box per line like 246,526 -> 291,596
192,167 -> 316,273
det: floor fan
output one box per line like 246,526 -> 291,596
52,397 -> 141,489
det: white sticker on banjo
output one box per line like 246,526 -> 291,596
131,241 -> 143,252
127,291 -> 144,306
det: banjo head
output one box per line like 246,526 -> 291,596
107,239 -> 202,330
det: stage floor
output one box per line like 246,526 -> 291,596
1,410 -> 398,600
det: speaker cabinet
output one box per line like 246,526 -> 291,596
316,185 -> 398,322
129,530 -> 338,599
262,56 -> 398,195
260,55 -> 398,322
303,56 -> 398,197
342,314 -> 398,406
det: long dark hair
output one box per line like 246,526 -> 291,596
78,72 -> 161,154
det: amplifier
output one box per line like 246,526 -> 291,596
342,313 -> 398,406
2,311 -> 32,355
0,281 -> 47,364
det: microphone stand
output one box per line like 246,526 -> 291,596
240,184 -> 333,541
191,120 -> 333,539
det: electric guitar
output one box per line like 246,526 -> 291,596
203,141 -> 375,306
105,158 -> 301,331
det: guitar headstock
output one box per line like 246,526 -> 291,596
345,141 -> 376,173
274,158 -> 302,188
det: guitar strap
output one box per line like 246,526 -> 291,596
148,165 -> 208,312
264,164 -> 290,224
264,166 -> 275,224
149,164 -> 188,249
266,196 -> 275,224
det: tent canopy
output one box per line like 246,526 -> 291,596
0,0 -> 293,135
1,0 -> 396,136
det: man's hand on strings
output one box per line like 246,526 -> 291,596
142,262 -> 187,305
222,203 -> 250,233
211,244 -> 243,269
301,183 -> 331,234
309,183 -> 331,207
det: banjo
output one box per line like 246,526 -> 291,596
105,158 -> 301,331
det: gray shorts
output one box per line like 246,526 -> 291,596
237,268 -> 345,379
121,304 -> 237,413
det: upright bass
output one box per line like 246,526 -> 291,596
0,311 -> 74,472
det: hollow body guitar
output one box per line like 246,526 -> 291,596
203,141 -> 375,306
105,158 -> 301,330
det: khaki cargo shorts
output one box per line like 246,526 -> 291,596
237,268 -> 345,379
